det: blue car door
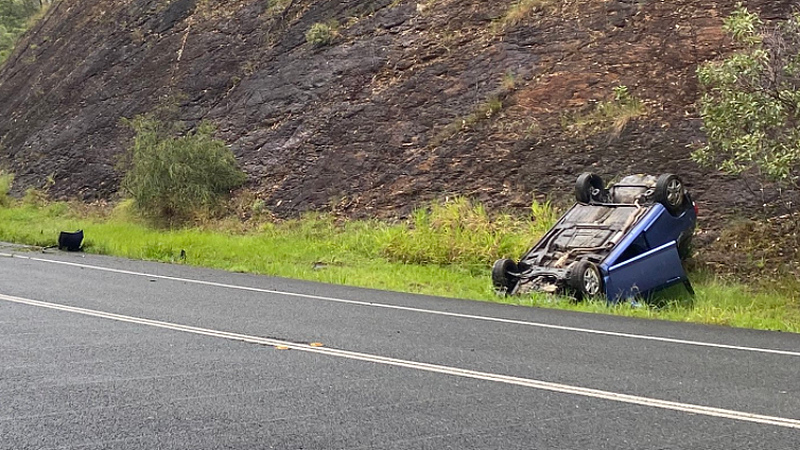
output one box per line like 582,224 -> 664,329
603,240 -> 688,301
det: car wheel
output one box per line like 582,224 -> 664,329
575,173 -> 607,204
655,173 -> 685,215
492,258 -> 518,294
566,260 -> 603,300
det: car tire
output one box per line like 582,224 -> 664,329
575,173 -> 607,204
654,173 -> 686,215
492,258 -> 518,294
566,260 -> 603,300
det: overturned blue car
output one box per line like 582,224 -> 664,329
492,173 -> 697,302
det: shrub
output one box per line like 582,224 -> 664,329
305,21 -> 338,46
121,116 -> 247,225
693,4 -> 800,186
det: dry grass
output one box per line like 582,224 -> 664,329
431,96 -> 504,146
699,214 -> 800,295
501,71 -> 517,91
416,0 -> 440,14
565,86 -> 650,137
493,0 -> 555,32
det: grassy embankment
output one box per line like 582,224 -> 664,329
0,189 -> 797,333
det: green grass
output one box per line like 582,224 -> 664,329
0,171 -> 13,206
0,199 -> 797,333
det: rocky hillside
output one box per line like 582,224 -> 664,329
0,0 -> 796,221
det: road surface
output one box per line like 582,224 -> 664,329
1,246 -> 799,449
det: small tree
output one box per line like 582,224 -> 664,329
694,4 -> 800,187
121,116 -> 247,224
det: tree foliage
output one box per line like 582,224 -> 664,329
121,116 -> 247,224
694,4 -> 800,186
0,0 -> 50,63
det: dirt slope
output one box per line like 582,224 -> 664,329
0,0 -> 796,221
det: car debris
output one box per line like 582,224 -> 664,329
58,230 -> 84,252
492,173 -> 697,302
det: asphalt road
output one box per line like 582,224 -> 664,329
1,246 -> 799,449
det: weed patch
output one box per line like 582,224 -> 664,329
0,170 -> 13,206
305,21 -> 339,46
565,85 -> 649,137
432,96 -> 505,146
415,0 -> 438,14
493,0 -> 555,32
380,197 -> 557,265
21,187 -> 47,206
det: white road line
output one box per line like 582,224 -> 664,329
3,252 -> 800,358
2,292 -> 800,430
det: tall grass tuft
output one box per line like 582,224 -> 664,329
432,96 -> 505,146
566,85 -> 649,137
379,197 -> 557,265
493,0 -> 554,32
0,171 -> 13,207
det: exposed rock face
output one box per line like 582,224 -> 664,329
0,0 -> 796,219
